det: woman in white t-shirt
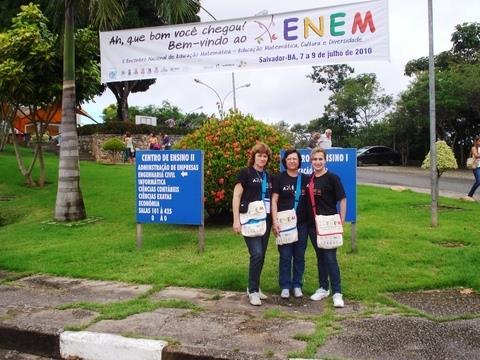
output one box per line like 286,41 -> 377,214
467,136 -> 480,199
124,132 -> 135,163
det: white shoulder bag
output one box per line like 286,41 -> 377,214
275,174 -> 302,245
315,214 -> 343,249
308,175 -> 343,249
240,200 -> 267,237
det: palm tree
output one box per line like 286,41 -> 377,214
54,0 -> 198,221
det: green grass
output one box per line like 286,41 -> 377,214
1,145 -> 479,357
0,145 -> 479,301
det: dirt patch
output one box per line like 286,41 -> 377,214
390,288 -> 480,317
435,240 -> 469,248
317,315 -> 480,360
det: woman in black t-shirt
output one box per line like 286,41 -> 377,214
308,147 -> 347,308
232,142 -> 273,306
271,149 -> 309,299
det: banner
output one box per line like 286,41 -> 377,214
100,0 -> 389,82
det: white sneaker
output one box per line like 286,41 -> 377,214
280,289 -> 290,298
249,292 -> 262,306
310,288 -> 330,301
332,293 -> 344,308
247,288 -> 268,300
258,289 -> 268,300
293,287 -> 303,298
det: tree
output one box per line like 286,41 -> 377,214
451,22 -> 480,63
0,4 -> 59,186
422,140 -> 458,206
308,64 -> 354,93
0,5 -> 105,187
54,0 -> 124,221
331,73 -> 393,129
105,1 -> 200,121
54,0 -> 198,221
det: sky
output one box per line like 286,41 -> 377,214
82,0 -> 480,126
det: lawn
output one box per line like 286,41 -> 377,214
1,145 -> 479,303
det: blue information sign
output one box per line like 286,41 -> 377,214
280,148 -> 357,222
136,150 -> 204,225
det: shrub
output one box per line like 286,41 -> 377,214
102,137 -> 125,163
176,112 -> 290,221
422,140 -> 458,177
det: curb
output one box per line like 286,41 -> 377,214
0,325 -> 61,359
60,331 -> 167,360
0,326 -> 226,359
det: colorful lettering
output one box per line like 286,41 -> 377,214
304,17 -> 325,38
351,11 -> 376,34
284,18 -> 299,41
330,13 -> 346,36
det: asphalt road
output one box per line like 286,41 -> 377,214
357,165 -> 477,199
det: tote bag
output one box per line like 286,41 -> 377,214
466,157 -> 476,170
315,214 -> 343,249
239,200 -> 267,237
275,209 -> 298,245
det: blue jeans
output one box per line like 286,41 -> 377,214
278,223 -> 308,289
468,167 -> 480,197
244,218 -> 271,293
308,225 -> 341,294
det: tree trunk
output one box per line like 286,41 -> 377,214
119,91 -> 129,121
10,123 -> 35,187
107,81 -> 136,121
54,0 -> 86,221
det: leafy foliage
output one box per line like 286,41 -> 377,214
176,112 -> 290,219
102,137 -> 125,162
78,121 -> 191,136
422,140 -> 458,176
102,137 -> 125,151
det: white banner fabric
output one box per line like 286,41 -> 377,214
100,0 -> 389,83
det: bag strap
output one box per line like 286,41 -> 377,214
261,171 -> 267,201
293,174 -> 302,211
308,175 -> 317,217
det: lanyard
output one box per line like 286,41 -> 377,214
260,171 -> 267,201
293,174 -> 302,211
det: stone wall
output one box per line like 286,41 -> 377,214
78,134 -> 183,163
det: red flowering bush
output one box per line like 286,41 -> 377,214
176,112 -> 290,221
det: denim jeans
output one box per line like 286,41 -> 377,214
278,223 -> 308,289
244,218 -> 271,293
308,225 -> 342,294
468,167 -> 480,197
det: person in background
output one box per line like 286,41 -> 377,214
308,132 -> 321,149
149,133 -> 161,150
271,149 -> 309,299
308,147 -> 346,308
232,142 -> 273,306
317,129 -> 333,149
124,132 -> 135,163
160,132 -> 172,150
466,136 -> 480,200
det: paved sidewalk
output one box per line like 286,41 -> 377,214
358,165 -> 478,200
1,272 -> 480,359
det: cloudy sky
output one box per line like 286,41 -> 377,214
83,0 -> 480,125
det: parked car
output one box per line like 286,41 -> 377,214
357,146 -> 401,166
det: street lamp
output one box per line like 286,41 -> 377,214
194,77 -> 251,119
187,106 -> 203,113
